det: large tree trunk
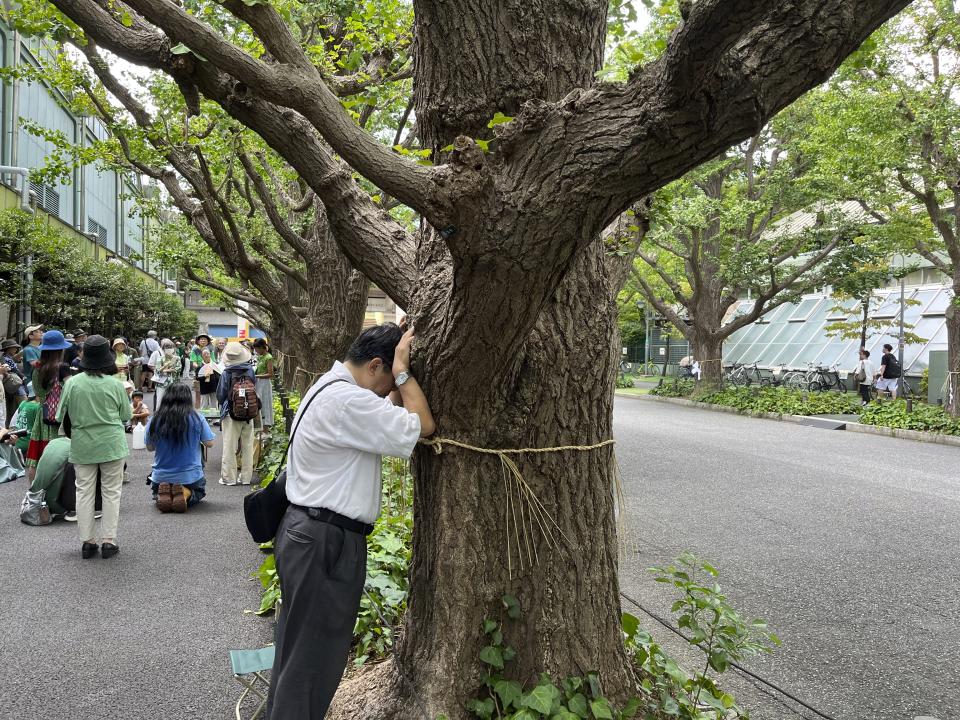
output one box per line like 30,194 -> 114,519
330,5 -> 634,715
946,279 -> 960,417
691,332 -> 724,387
332,241 -> 631,720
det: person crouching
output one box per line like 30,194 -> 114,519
145,383 -> 216,513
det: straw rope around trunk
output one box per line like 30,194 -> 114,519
418,437 -> 622,578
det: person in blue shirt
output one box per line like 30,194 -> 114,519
145,382 -> 216,513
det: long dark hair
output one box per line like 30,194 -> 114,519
149,383 -> 198,445
34,349 -> 64,391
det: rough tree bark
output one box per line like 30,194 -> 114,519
48,0 -> 916,717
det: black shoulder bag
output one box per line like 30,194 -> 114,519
243,378 -> 346,543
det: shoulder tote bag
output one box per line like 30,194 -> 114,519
243,378 -> 346,543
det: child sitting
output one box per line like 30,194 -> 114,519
127,389 -> 150,432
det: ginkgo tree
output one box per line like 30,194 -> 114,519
31,0 -> 914,716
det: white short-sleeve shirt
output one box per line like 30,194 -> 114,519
285,361 -> 421,523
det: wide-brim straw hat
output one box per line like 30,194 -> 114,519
38,330 -> 71,352
222,341 -> 252,366
78,335 -> 116,370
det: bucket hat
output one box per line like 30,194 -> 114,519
112,338 -> 127,349
0,339 -> 21,352
222,341 -> 251,366
195,333 -> 212,345
78,335 -> 116,370
38,330 -> 71,352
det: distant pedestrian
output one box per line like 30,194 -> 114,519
149,338 -> 182,408
24,330 -> 72,482
55,335 -> 131,559
875,343 -> 902,399
253,338 -> 274,436
139,330 -> 161,391
112,338 -> 131,381
1,338 -> 27,419
21,323 -> 43,387
196,348 -> 221,412
855,348 -> 876,406
145,383 -> 215,513
65,329 -> 86,365
217,341 -> 257,486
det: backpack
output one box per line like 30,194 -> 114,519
42,379 -> 62,426
228,372 -> 260,421
885,354 -> 901,378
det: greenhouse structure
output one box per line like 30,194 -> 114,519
722,274 -> 952,378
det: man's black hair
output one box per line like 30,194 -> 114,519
883,343 -> 893,352
862,349 -> 871,358
346,323 -> 402,368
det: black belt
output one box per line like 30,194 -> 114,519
292,505 -> 374,536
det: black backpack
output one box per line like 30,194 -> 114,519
885,354 -> 901,378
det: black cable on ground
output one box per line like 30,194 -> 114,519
619,590 -> 838,720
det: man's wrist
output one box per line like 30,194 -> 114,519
393,366 -> 410,379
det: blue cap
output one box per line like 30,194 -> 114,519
38,330 -> 72,352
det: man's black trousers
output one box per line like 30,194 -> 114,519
267,505 -> 367,719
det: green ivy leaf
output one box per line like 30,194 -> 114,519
521,683 -> 559,714
502,594 -> 521,619
170,43 -> 192,55
478,645 -> 504,670
589,697 -> 614,720
487,111 -> 514,129
493,679 -> 522,708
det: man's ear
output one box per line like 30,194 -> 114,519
369,357 -> 384,375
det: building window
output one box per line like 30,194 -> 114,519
87,217 -> 108,247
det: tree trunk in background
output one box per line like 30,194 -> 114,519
946,279 -> 960,416
691,333 -> 724,387
273,221 -> 371,395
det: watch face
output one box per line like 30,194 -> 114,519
396,372 -> 410,385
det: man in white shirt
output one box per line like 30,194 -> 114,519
268,323 -> 434,720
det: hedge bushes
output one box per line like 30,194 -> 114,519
696,386 -> 861,416
859,400 -> 960,435
644,381 -> 960,436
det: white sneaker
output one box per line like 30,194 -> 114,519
220,477 -> 239,486
64,511 -> 78,522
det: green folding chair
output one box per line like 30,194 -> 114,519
229,645 -> 275,720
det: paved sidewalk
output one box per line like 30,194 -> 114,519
0,428 -> 271,720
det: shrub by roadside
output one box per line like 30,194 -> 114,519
859,400 -> 960,435
695,386 -> 860,416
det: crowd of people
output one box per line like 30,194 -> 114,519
4,324 -> 277,558
5,316 -> 436,719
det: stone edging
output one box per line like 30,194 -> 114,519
617,392 -> 960,448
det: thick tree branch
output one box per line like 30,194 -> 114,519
630,267 -> 691,341
105,0 -> 449,223
51,0 -> 416,307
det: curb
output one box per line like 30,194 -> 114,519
618,392 -> 960,448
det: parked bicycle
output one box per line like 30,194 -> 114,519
726,363 -> 766,387
807,363 -> 847,393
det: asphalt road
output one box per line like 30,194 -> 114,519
614,396 -> 960,720
0,428 -> 272,720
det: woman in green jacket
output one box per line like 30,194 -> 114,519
56,335 -> 131,559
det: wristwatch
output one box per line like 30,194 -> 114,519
395,371 -> 411,387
